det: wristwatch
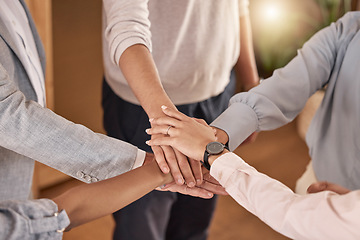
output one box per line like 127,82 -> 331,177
201,141 -> 228,170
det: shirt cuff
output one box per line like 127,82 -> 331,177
211,101 -> 258,151
132,149 -> 146,169
0,198 -> 70,239
210,152 -> 255,187
211,152 -> 241,185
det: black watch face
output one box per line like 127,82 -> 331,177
207,142 -> 224,155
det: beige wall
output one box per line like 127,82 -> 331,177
27,0 -> 105,191
52,0 -> 105,134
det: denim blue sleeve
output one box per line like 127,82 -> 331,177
0,198 -> 70,240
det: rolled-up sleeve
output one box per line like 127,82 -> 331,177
103,0 -> 152,65
0,199 -> 70,240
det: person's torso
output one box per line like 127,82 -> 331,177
307,22 -> 360,189
0,0 -> 45,201
104,0 -> 240,105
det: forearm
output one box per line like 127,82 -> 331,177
210,153 -> 360,240
0,64 -> 139,181
234,15 -> 259,92
53,161 -> 170,229
119,44 -> 176,118
119,45 -> 199,184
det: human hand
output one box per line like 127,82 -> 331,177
212,127 -> 229,145
158,166 -> 227,198
149,107 -> 203,187
151,138 -> 199,187
307,181 -> 350,195
200,166 -> 228,195
146,106 -> 216,161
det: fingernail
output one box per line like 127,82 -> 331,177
145,140 -> 150,145
188,182 -> 195,188
196,179 -> 202,184
145,128 -> 150,134
177,177 -> 184,184
208,193 -> 213,197
161,105 -> 167,110
149,118 -> 154,122
162,167 -> 169,173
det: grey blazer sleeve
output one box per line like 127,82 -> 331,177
212,12 -> 358,151
0,199 -> 69,240
0,63 -> 139,181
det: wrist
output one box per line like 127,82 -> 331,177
213,127 -> 229,145
208,149 -> 229,166
148,161 -> 173,185
202,142 -> 229,170
143,152 -> 154,166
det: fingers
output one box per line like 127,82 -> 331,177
161,105 -> 187,121
193,118 -> 208,126
202,167 -> 223,186
174,149 -> 196,187
199,168 -> 228,195
152,145 -> 170,173
149,117 -> 180,130
146,136 -> 175,147
307,181 -> 351,195
189,158 -> 203,185
199,181 -> 228,195
146,125 -> 177,136
307,182 -> 326,194
162,182 -> 214,199
161,145 -> 185,185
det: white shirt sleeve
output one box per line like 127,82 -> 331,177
210,152 -> 360,240
132,149 -> 146,169
239,0 -> 249,17
103,0 -> 152,65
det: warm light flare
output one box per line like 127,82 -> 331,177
263,4 -> 282,22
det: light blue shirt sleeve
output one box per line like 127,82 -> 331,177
0,199 -> 70,240
211,12 -> 359,151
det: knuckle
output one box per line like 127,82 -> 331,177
178,160 -> 189,168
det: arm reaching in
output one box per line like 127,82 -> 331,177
307,181 -> 351,195
53,158 -> 171,230
160,166 -> 228,197
0,157 -> 172,239
53,152 -> 220,231
118,44 -> 201,187
145,106 -> 360,239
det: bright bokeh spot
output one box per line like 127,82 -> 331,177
264,4 -> 282,22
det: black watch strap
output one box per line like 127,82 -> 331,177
201,154 -> 212,171
201,142 -> 228,171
